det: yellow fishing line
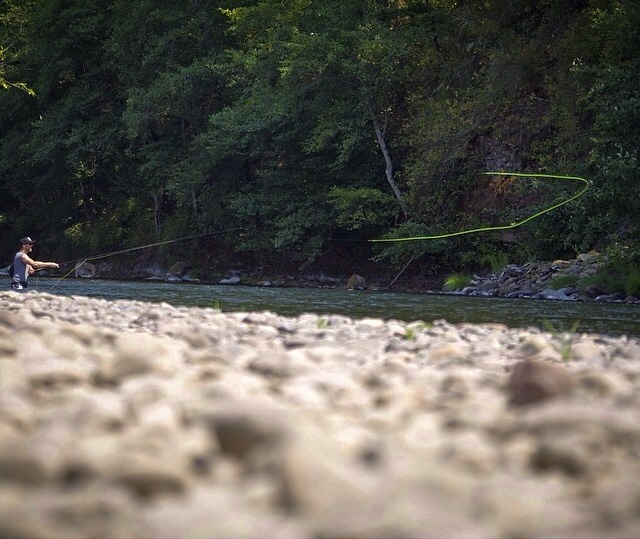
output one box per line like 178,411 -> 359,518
369,172 -> 590,243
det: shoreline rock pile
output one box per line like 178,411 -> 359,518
452,252 -> 638,303
1,291 -> 640,538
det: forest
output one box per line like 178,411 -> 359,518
1,0 -> 639,285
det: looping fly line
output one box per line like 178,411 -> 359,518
369,172 -> 590,243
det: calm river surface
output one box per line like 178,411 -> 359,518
13,276 -> 640,337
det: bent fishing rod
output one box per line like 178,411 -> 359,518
49,228 -> 244,291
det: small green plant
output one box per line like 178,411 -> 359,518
549,274 -> 579,290
578,271 -> 625,295
317,317 -> 329,329
543,319 -> 581,360
404,321 -> 430,340
581,245 -> 640,297
443,273 -> 472,291
481,250 -> 510,274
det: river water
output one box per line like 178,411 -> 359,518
13,276 -> 639,337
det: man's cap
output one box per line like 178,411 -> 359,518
20,236 -> 35,244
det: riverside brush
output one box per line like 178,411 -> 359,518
42,172 -> 588,291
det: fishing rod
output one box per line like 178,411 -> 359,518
369,171 -> 590,243
49,228 -> 243,291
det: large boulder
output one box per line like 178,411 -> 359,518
347,274 -> 367,290
167,261 -> 191,278
75,261 -> 97,278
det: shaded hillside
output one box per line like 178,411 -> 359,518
0,0 -> 638,279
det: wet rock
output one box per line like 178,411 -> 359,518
584,284 -> 605,298
536,288 -> 573,300
595,292 -> 626,302
220,276 -> 241,285
75,261 -> 97,278
167,261 -> 191,278
475,281 -> 500,295
347,274 -> 367,290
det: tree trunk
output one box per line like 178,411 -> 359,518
152,191 -> 162,236
191,188 -> 198,219
78,179 -> 96,224
368,100 -> 409,219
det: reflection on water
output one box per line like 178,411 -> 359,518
14,276 -> 640,337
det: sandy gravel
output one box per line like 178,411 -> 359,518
1,290 -> 640,538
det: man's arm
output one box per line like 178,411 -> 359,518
20,254 -> 59,270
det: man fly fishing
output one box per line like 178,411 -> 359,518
9,237 -> 59,290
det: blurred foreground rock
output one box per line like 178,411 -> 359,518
1,291 -> 640,538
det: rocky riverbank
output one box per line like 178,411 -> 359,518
451,251 -> 640,303
2,290 -> 640,538
63,250 -> 640,305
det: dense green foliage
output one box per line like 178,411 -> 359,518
1,0 -> 638,280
